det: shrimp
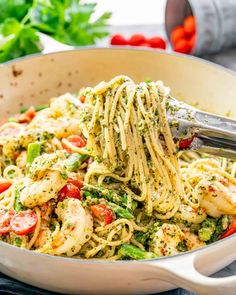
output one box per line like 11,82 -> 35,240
196,175 -> 236,217
50,93 -> 80,118
29,152 -> 60,180
19,170 -> 67,208
183,231 -> 205,251
16,151 -> 27,172
151,223 -> 184,256
37,198 -> 93,256
175,204 -> 207,224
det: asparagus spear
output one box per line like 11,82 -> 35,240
27,142 -> 41,165
65,153 -> 88,172
118,244 -> 157,260
108,202 -> 134,219
20,104 -> 49,113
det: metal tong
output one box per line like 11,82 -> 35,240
167,97 -> 236,160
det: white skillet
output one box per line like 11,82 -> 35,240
0,48 -> 235,294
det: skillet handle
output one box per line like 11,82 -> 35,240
147,237 -> 236,295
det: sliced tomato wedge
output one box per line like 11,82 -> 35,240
10,211 -> 37,236
58,183 -> 81,201
91,204 -> 113,225
220,217 -> 236,239
0,210 -> 15,234
62,135 -> 86,154
0,181 -> 12,194
17,106 -> 36,123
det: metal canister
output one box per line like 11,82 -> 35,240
165,0 -> 236,56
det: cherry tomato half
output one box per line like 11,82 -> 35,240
17,106 -> 36,123
179,135 -> 195,149
0,181 -> 12,194
10,211 -> 37,236
91,204 -> 113,225
62,135 -> 86,154
0,210 -> 15,234
58,183 -> 81,201
79,96 -> 86,103
220,217 -> 236,239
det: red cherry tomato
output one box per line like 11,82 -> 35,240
17,106 -> 36,123
91,204 -> 113,225
188,34 -> 196,50
179,136 -> 195,149
128,34 -> 146,46
0,181 -> 12,194
62,135 -> 86,154
140,43 -> 151,48
79,95 -> 86,103
58,183 -> 81,201
110,34 -> 127,45
10,211 -> 37,236
220,217 -> 236,239
174,38 -> 191,54
184,16 -> 196,37
171,26 -> 186,44
147,37 -> 166,49
68,176 -> 83,190
0,210 -> 15,234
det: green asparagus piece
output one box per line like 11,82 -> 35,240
20,104 -> 49,113
134,232 -> 150,245
27,142 -> 41,165
118,244 -> 157,260
14,190 -> 25,212
108,202 -> 134,219
83,185 -> 137,210
65,153 -> 88,172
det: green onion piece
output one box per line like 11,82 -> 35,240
65,153 -> 89,172
108,202 -> 134,219
27,142 -> 41,164
20,104 -> 49,114
118,244 -> 157,260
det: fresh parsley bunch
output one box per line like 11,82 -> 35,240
0,0 -> 111,62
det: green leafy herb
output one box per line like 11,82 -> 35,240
0,0 -> 33,23
0,18 -> 41,63
0,0 -> 111,62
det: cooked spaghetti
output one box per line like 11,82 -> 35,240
0,75 -> 235,260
